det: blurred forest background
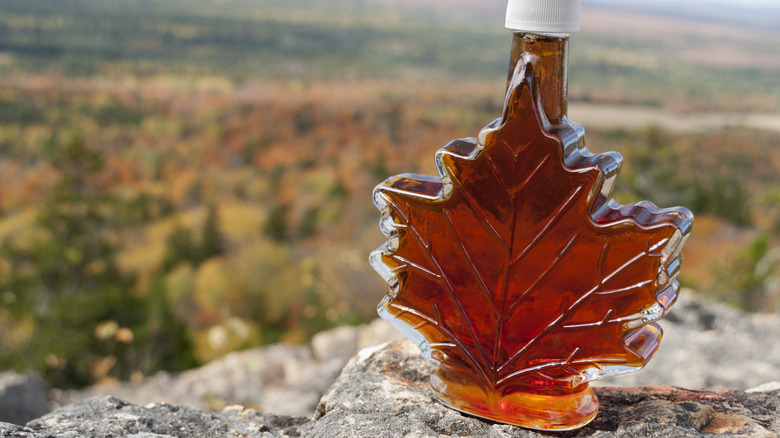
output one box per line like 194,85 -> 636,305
0,0 -> 778,389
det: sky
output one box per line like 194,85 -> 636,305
584,0 -> 780,28
585,0 -> 780,9
672,0 -> 775,4
674,0 -> 779,8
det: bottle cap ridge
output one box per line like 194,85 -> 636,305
505,0 -> 581,33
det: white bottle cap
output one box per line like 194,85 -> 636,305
505,0 -> 581,33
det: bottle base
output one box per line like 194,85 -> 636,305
429,367 -> 599,431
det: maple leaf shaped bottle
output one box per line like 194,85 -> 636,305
370,0 -> 693,431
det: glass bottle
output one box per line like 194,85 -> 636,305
370,0 -> 693,430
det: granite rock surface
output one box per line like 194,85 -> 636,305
309,340 -> 780,437
48,290 -> 780,420
2,340 -> 778,437
0,372 -> 48,425
593,291 -> 780,390
1,396 -> 306,438
3,291 -> 780,437
51,319 -> 405,417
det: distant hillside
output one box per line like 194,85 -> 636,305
583,0 -> 780,30
1,0 -> 777,111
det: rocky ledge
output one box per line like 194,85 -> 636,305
2,339 -> 779,438
30,291 -> 779,422
310,341 -> 779,437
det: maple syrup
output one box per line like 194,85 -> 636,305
370,0 -> 693,430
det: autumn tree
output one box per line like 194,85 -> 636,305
0,131 -> 193,386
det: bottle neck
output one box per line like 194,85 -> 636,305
506,32 -> 570,125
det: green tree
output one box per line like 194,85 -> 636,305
622,126 -> 751,226
0,131 -> 133,385
161,204 -> 225,271
198,203 -> 225,262
137,274 -> 197,373
0,131 -> 194,387
162,226 -> 198,272
264,203 -> 290,242
713,235 -> 771,312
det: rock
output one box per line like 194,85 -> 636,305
0,372 -> 48,425
259,387 -> 322,420
356,318 -> 406,351
748,382 -> 780,394
37,292 -> 780,423
311,325 -> 359,362
3,341 -> 779,437
51,319 -> 405,418
592,289 -> 780,390
1,396 -> 306,438
309,340 -> 780,437
51,344 -> 317,416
